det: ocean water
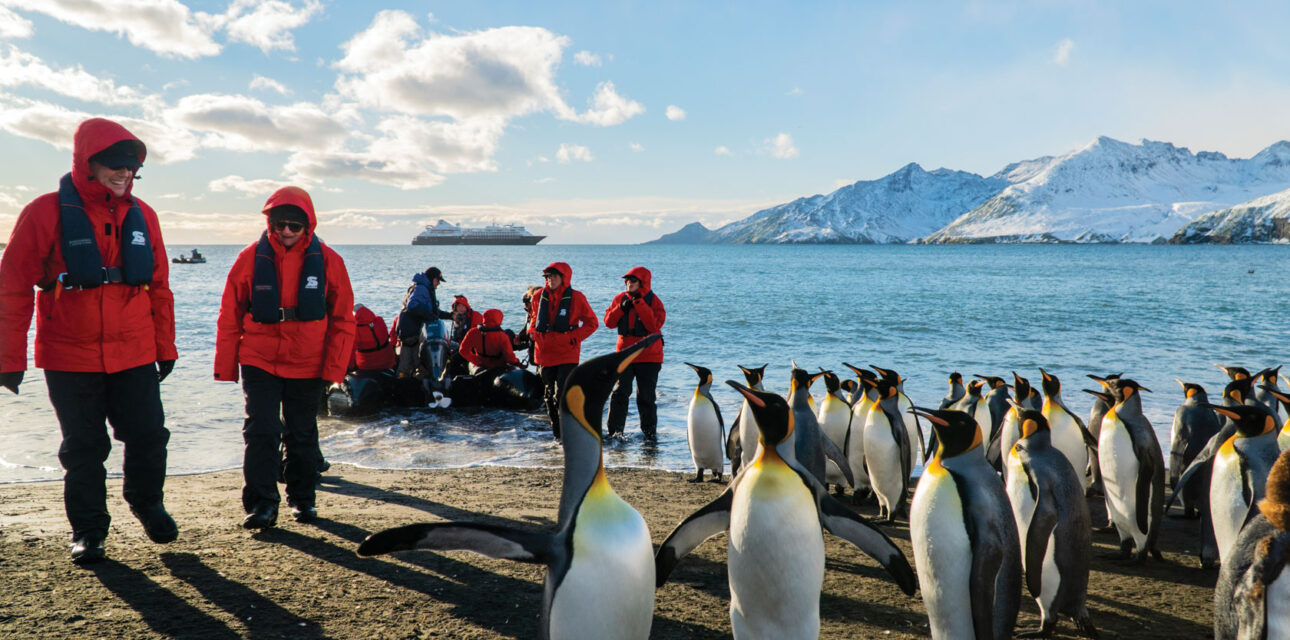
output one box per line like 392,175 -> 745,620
1,243 -> 1286,484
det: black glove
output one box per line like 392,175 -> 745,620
629,291 -> 643,300
0,371 -> 22,395
156,360 -> 175,382
619,296 -> 632,312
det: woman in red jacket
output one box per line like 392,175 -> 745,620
0,118 -> 178,563
528,262 -> 598,440
603,266 -> 665,438
460,308 -> 522,373
214,186 -> 355,529
349,304 -> 395,372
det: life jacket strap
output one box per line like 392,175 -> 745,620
57,266 -> 132,289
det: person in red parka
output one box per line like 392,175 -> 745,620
529,262 -> 598,440
460,308 -> 522,373
603,266 -> 666,438
214,186 -> 355,529
0,118 -> 179,564
449,295 -> 484,343
349,304 -> 395,372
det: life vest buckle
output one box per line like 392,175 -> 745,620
278,307 -> 299,322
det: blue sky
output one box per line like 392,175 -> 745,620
1,1 -> 1289,243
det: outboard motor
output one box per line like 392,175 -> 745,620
418,319 -> 453,398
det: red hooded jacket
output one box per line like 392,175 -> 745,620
0,118 -> 176,374
460,308 -> 520,370
350,304 -> 395,372
603,266 -> 665,363
450,295 -> 483,341
527,261 -> 598,367
213,187 -> 355,384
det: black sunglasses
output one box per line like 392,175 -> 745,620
272,220 -> 304,233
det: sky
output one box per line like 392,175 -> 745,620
2,1 -> 1290,244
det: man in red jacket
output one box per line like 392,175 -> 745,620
528,262 -> 598,439
349,304 -> 395,372
214,186 -> 355,529
0,118 -> 179,564
603,266 -> 666,438
460,308 -> 522,372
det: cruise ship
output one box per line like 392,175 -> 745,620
412,220 -> 546,245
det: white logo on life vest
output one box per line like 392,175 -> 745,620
131,231 -> 146,246
305,276 -> 319,289
558,309 -> 567,316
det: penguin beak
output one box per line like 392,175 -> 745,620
1082,388 -> 1112,403
1137,385 -> 1152,393
842,362 -> 870,378
614,334 -> 660,374
1175,378 -> 1187,389
1202,404 -> 1241,421
684,362 -> 701,372
1086,374 -> 1107,384
1260,385 -> 1290,405
727,380 -> 765,407
907,406 -> 949,427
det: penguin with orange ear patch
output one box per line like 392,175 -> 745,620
1087,378 -> 1164,563
1259,384 -> 1290,451
1214,448 -> 1290,640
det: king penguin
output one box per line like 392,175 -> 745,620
940,372 -> 966,410
992,372 -> 1042,477
816,371 -> 855,493
908,406 -> 1021,640
952,380 -> 993,446
976,375 -> 1013,471
1085,373 -> 1122,529
655,382 -> 916,640
872,365 -> 926,465
1261,384 -> 1290,451
843,363 -> 878,502
864,378 -> 912,522
684,362 -> 725,483
1038,369 -> 1099,493
788,367 -> 853,488
1086,378 -> 1164,563
1252,366 -> 1284,423
1003,407 -> 1098,639
1168,380 -> 1221,518
357,336 -> 662,640
1214,448 -> 1290,640
727,364 -> 768,477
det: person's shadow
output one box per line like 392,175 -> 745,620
87,559 -> 238,639
161,552 -> 331,640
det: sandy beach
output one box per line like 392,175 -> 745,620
0,464 -> 1216,639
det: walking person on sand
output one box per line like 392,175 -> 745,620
529,262 -> 598,441
0,118 -> 179,564
213,186 -> 354,529
603,267 -> 666,439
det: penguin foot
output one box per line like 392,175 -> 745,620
1149,546 -> 1164,562
1015,623 -> 1055,639
687,471 -> 704,483
1073,617 -> 1100,639
708,474 -> 724,483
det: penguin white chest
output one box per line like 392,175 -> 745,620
738,402 -> 762,466
863,410 -> 904,511
1098,414 -> 1145,543
1268,568 -> 1290,639
1004,450 -> 1035,559
728,463 -> 824,639
549,489 -> 654,640
1046,407 -> 1090,489
1209,444 -> 1247,562
911,465 -> 975,640
687,395 -> 724,470
1278,422 -> 1290,451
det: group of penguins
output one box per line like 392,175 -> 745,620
351,335 -> 1290,640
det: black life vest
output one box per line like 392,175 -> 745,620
534,287 -> 574,333
616,291 -> 657,337
58,172 -> 153,288
478,326 -> 505,359
249,231 -> 326,323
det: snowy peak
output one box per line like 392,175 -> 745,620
1170,187 -> 1290,244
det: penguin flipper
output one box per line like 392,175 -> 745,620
655,487 -> 733,587
821,434 -> 856,488
1019,453 -> 1056,599
805,470 -> 917,595
357,522 -> 553,563
1134,443 -> 1159,535
726,425 -> 742,475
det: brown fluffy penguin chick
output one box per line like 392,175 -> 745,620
1259,449 -> 1290,531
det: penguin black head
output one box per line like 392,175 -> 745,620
738,364 -> 768,387
842,362 -> 876,382
684,362 -> 713,386
870,365 -> 901,386
1261,385 -> 1290,414
1012,371 -> 1032,399
840,379 -> 858,396
874,378 -> 899,402
1205,403 -> 1276,438
727,381 -> 791,446
1008,402 -> 1050,439
561,334 -> 662,439
974,374 -> 1006,390
1174,379 -> 1207,400
1223,377 -> 1252,405
909,406 -> 980,459
1255,365 -> 1282,384
1039,368 -> 1061,398
821,371 -> 841,394
948,371 -> 962,385
1216,364 -> 1252,381
789,367 -> 816,394
1110,378 -> 1150,402
966,379 -> 984,397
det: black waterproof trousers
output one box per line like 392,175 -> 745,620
240,365 -> 322,512
46,364 -> 168,539
539,363 -> 576,440
607,362 -> 661,437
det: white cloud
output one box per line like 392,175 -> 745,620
665,105 -> 686,121
249,74 -> 290,95
534,177 -> 555,184
283,149 -> 444,190
209,174 -> 290,196
322,211 -> 383,229
170,93 -> 350,152
714,145 -> 731,156
0,7 -> 31,39
556,143 -> 593,163
0,97 -> 198,163
214,0 -> 322,54
0,0 -> 222,59
588,215 -> 664,228
629,142 -> 643,152
368,115 -> 503,174
766,132 -> 798,159
0,188 -> 19,209
0,46 -> 159,108
573,50 -> 601,66
1053,38 -> 1075,66
571,81 -> 644,126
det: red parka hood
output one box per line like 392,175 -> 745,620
354,304 -> 379,325
260,186 -> 318,237
623,266 -> 652,293
72,118 -> 146,201
482,308 -> 503,327
454,295 -> 472,310
544,261 -> 572,288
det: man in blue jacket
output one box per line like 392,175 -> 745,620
395,266 -> 452,378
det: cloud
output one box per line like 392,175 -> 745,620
766,132 -> 798,159
214,0 -> 322,54
0,97 -> 198,162
714,145 -> 731,156
556,143 -> 593,163
1053,38 -> 1075,66
283,149 -> 444,190
570,81 -> 643,126
249,74 -> 290,95
0,0 -> 222,59
573,50 -> 601,66
209,174 -> 290,196
368,115 -> 503,174
0,7 -> 31,39
787,87 -> 804,96
629,142 -> 643,152
534,177 -> 555,184
665,105 -> 686,121
588,215 -> 664,228
170,93 -> 350,152
0,46 -> 160,108
322,211 -> 383,229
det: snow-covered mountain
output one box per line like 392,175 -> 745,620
703,163 -> 1007,244
924,137 -> 1290,243
1169,188 -> 1290,243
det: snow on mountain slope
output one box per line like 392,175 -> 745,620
1169,187 -> 1290,243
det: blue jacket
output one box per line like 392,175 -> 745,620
398,272 -> 451,339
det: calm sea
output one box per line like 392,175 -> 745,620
1,243 -> 1286,483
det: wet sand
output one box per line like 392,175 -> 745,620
0,465 -> 1216,639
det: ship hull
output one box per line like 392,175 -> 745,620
412,236 -> 545,245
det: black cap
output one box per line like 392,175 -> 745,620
89,140 -> 144,171
424,266 -> 445,282
268,205 -> 308,225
